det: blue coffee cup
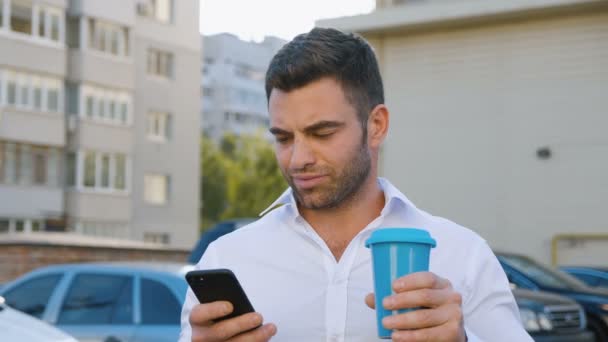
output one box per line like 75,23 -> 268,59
365,228 -> 437,339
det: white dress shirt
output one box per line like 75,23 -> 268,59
181,178 -> 533,342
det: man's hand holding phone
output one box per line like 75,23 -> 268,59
189,301 -> 277,342
186,269 -> 277,341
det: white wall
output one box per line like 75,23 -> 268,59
375,12 -> 608,265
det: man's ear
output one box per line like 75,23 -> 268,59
367,104 -> 389,149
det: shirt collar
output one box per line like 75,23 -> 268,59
258,177 -> 415,217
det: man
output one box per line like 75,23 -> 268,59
181,28 -> 532,342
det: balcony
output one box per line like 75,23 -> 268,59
67,49 -> 135,90
0,108 -> 65,146
67,117 -> 133,153
0,184 -> 64,218
66,190 -> 131,222
68,0 -> 136,27
0,33 -> 66,77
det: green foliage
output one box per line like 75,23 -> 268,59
200,133 -> 287,230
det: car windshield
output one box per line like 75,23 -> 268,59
501,254 -> 588,290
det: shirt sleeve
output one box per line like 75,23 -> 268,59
179,243 -> 221,342
461,241 -> 534,342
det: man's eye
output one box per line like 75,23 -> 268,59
313,131 -> 334,138
275,136 -> 290,143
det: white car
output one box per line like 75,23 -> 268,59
0,296 -> 77,342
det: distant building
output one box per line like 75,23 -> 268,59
319,0 -> 608,265
0,0 -> 200,248
201,33 -> 286,141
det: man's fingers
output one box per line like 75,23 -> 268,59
190,301 -> 233,326
390,315 -> 464,342
393,272 -> 451,292
365,293 -> 375,309
383,288 -> 461,310
382,306 -> 457,330
208,312 -> 264,340
231,323 -> 277,342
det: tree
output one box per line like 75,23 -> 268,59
200,133 -> 287,230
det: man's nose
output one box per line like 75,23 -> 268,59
289,139 -> 315,170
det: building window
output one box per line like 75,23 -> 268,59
144,232 -> 170,244
77,150 -> 128,192
147,111 -> 171,142
0,218 -> 45,233
32,78 -> 42,110
0,141 -> 59,186
138,0 -> 173,24
1,69 -> 63,113
37,6 -> 62,42
147,49 -> 173,78
78,221 -> 129,238
100,154 -> 111,188
0,0 -> 4,29
32,147 -> 47,185
88,19 -> 129,57
83,151 -> 96,187
10,0 -> 32,35
114,154 -> 126,190
80,85 -> 131,125
144,174 -> 169,205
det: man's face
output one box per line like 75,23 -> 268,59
268,77 -> 372,210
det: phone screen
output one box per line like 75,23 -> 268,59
185,269 -> 256,321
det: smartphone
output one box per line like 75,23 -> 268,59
185,269 -> 256,321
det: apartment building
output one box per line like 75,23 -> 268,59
0,0 -> 200,248
201,33 -> 285,141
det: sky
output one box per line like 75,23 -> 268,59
199,0 -> 375,42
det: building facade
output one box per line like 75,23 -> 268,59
319,0 -> 608,265
201,33 -> 285,142
0,0 -> 200,248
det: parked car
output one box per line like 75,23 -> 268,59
497,252 -> 608,341
1,295 -> 77,342
513,288 -> 594,341
189,218 -> 256,263
562,267 -> 608,289
0,262 -> 194,342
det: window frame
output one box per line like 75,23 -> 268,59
57,272 -> 134,325
0,68 -> 63,113
79,84 -> 132,126
143,173 -> 169,205
74,150 -> 130,194
146,111 -> 171,142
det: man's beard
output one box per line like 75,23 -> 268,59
285,141 -> 372,210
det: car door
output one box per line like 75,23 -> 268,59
55,272 -> 136,342
131,277 -> 182,342
1,273 -> 63,320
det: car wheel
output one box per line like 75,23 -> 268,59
588,315 -> 608,342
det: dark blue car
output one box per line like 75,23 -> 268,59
497,252 -> 608,342
561,267 -> 608,289
189,218 -> 256,264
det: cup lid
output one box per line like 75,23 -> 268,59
365,228 -> 436,248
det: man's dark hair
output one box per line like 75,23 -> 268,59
265,27 -> 384,127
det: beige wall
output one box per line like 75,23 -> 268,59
369,12 -> 608,265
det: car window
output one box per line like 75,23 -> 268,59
499,255 -> 587,290
58,273 -> 133,325
140,278 -> 181,325
570,272 -> 600,287
599,278 -> 608,288
2,274 -> 62,319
